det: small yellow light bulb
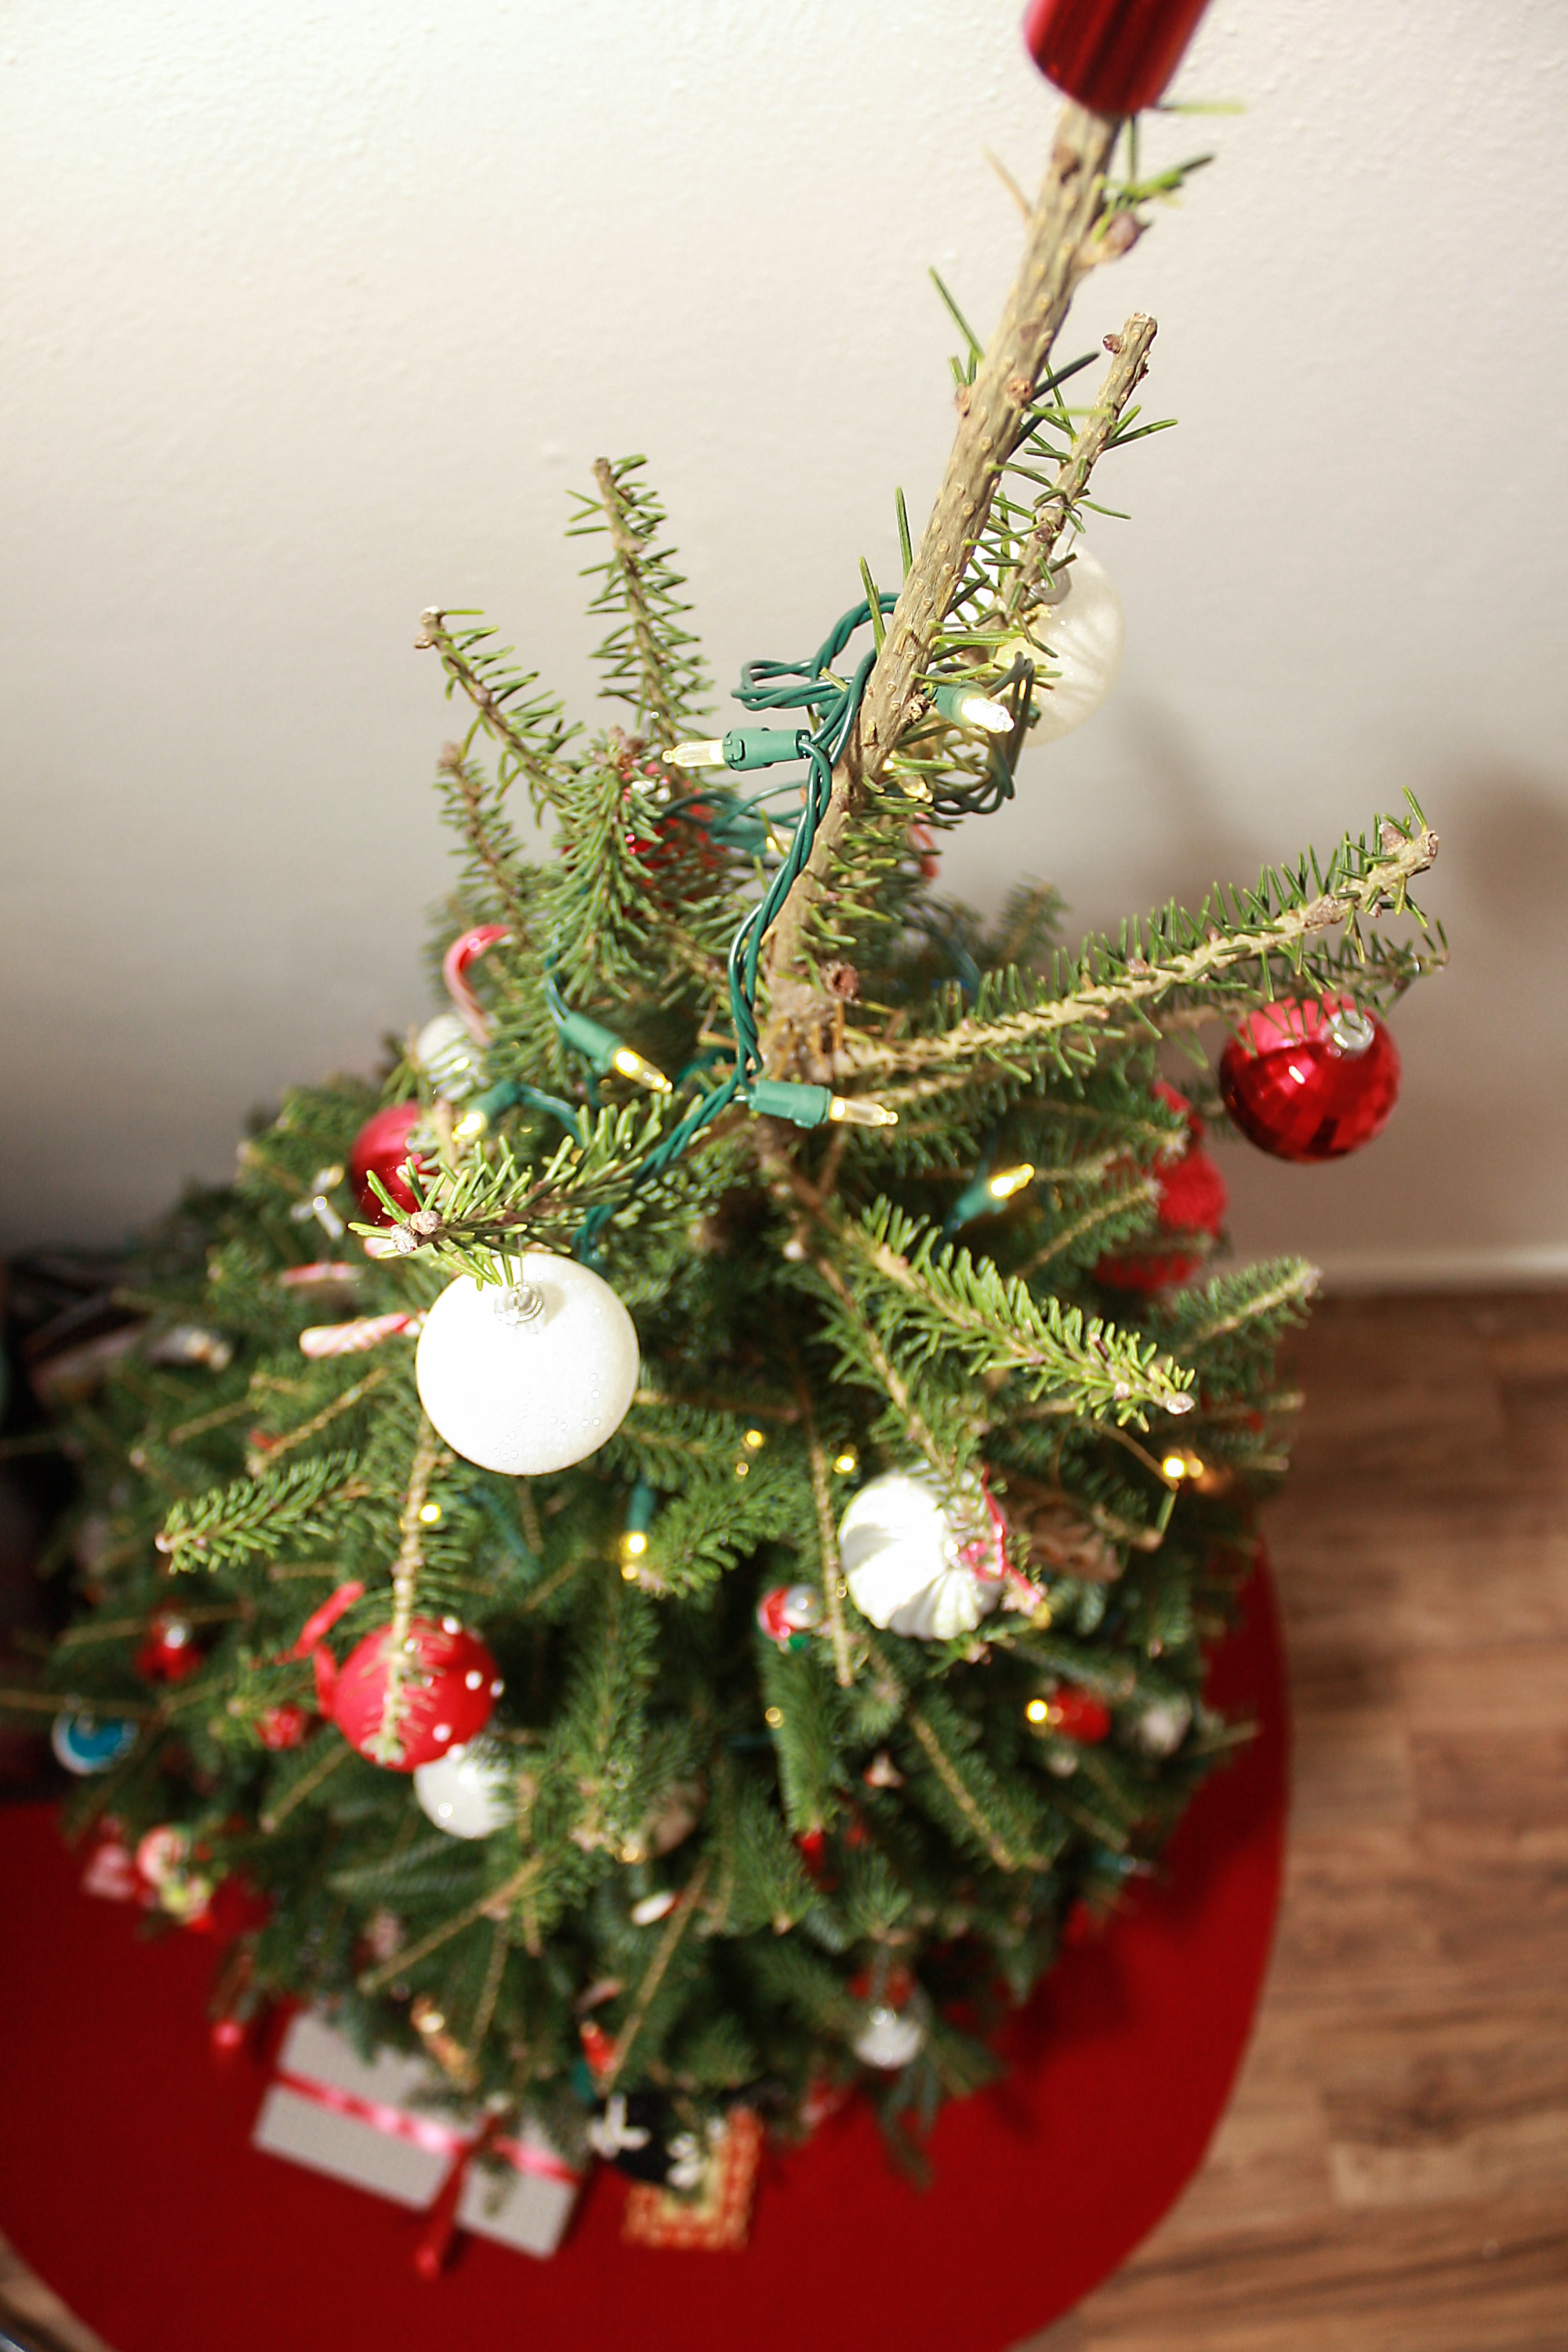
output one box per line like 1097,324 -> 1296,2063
986,1163 -> 1036,1201
415,2006 -> 446,2034
619,1528 -> 648,1562
956,691 -> 1014,735
453,1108 -> 488,1142
663,738 -> 728,770
828,1096 -> 898,1129
764,1706 -> 784,1728
1160,1454 -> 1190,1481
610,1046 -> 673,1094
1025,1698 -> 1051,1725
833,1447 -> 858,1477
735,1458 -> 751,1479
742,1428 -> 767,1452
620,1559 -> 642,1582
419,1501 -> 442,1525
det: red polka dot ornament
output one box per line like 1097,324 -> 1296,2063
1220,997 -> 1400,1163
332,1615 -> 503,1771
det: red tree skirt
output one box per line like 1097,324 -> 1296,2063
0,1565 -> 1286,2352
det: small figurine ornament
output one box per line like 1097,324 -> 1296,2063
756,1583 -> 824,1650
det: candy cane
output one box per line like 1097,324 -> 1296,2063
441,925 -> 511,1044
299,1312 -> 424,1359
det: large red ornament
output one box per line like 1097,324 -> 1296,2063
1022,0 -> 1212,116
348,1101 -> 428,1221
331,1616 -> 503,1771
134,1613 -> 202,1684
1219,998 -> 1400,1163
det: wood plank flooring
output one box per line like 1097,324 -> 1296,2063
1021,1290 -> 1568,2351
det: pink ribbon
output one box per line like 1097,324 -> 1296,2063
272,2067 -> 579,2186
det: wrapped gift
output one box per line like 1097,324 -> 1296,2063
621,2107 -> 764,2250
253,2009 -> 582,2263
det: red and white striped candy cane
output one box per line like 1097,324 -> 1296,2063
441,924 -> 510,1044
299,1312 -> 424,1359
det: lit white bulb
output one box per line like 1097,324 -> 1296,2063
413,1741 -> 514,1839
1025,542 -> 1124,743
838,1470 -> 1003,1642
415,1253 -> 640,1475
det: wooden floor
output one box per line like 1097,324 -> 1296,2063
5,1294 -> 1567,2351
1022,1290 -> 1568,2352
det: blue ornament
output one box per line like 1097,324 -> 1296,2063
52,1711 -> 138,1776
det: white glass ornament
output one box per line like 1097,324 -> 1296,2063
415,1011 -> 484,1101
853,2004 -> 927,2070
416,1253 -> 640,1475
838,1470 -> 1004,1642
413,1741 -> 514,1839
1027,542 -> 1124,743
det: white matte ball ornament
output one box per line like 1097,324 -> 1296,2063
414,1741 -> 513,1839
839,1470 -> 1004,1642
1029,542 -> 1124,743
416,1255 -> 640,1475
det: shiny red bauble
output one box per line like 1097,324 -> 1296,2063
1042,1688 -> 1112,1743
134,1614 -> 202,1683
331,1616 -> 503,1771
1219,997 -> 1400,1163
348,1100 -> 428,1222
1023,0 -> 1212,115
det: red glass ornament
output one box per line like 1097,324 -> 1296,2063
1022,0 -> 1212,116
1044,1687 -> 1112,1743
1098,1140 -> 1228,1291
331,1616 -> 502,1771
1219,997 -> 1401,1163
256,1703 -> 312,1751
348,1100 -> 428,1222
134,1613 -> 201,1683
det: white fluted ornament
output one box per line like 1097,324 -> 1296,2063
415,1254 -> 640,1475
838,1470 -> 1004,1642
413,1740 -> 514,1839
414,1011 -> 484,1101
1028,542 -> 1124,742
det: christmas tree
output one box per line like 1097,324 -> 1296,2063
12,55 -> 1438,2188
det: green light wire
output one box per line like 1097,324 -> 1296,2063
571,594 -> 895,1253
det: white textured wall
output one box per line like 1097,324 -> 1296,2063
3,1 -> 1566,1280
